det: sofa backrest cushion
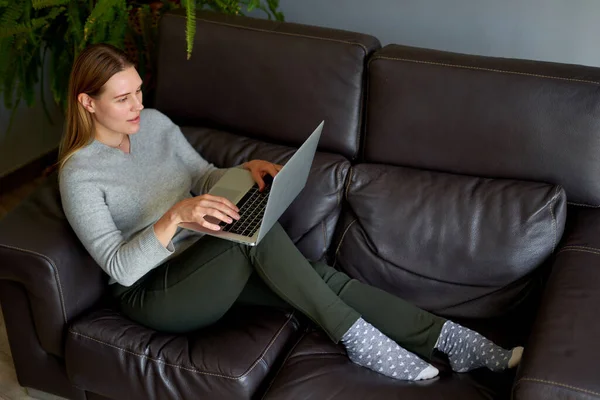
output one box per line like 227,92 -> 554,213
156,11 -> 380,159
334,164 -> 567,318
365,44 -> 600,206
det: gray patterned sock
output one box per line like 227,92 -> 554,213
341,317 -> 439,381
435,320 -> 524,372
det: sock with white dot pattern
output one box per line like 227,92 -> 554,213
341,317 -> 439,381
434,320 -> 524,373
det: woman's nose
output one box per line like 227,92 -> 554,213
132,97 -> 144,111
133,98 -> 144,111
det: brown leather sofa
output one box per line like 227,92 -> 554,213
1,10 -> 600,400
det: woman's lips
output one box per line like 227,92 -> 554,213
128,116 -> 140,123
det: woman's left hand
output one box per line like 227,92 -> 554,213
243,159 -> 283,191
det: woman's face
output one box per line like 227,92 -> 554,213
83,66 -> 144,137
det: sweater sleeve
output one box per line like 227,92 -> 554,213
168,117 -> 229,196
59,168 -> 174,287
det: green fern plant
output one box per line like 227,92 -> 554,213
0,0 -> 284,131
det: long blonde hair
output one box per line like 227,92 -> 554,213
57,44 -> 134,171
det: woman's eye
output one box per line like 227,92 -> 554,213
118,97 -> 127,102
136,88 -> 142,93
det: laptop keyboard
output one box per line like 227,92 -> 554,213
220,184 -> 271,237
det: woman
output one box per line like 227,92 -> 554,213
59,43 -> 523,382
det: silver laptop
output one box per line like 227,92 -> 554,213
180,121 -> 324,246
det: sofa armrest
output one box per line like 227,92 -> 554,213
514,207 -> 600,400
0,173 -> 106,357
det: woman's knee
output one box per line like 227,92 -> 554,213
249,222 -> 290,254
121,293 -> 233,334
261,222 -> 287,242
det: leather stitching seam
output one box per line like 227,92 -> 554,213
549,186 -> 560,253
355,63 -> 367,160
334,219 -> 357,261
68,313 -> 293,380
363,60 -> 373,160
259,329 -> 305,400
369,56 -> 600,85
336,164 -> 343,207
567,201 -> 600,208
344,166 -> 353,201
322,220 -> 327,253
557,246 -> 600,255
515,377 -> 600,398
170,15 -> 369,54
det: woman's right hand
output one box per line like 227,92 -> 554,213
170,194 -> 240,231
154,194 -> 240,248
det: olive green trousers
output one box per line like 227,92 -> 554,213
113,223 -> 445,359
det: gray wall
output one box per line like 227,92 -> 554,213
275,0 -> 600,68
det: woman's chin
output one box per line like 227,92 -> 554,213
127,124 -> 141,134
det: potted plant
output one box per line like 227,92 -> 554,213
0,0 -> 283,130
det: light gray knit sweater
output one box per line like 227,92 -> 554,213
59,109 -> 228,286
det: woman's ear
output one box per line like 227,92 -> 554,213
77,93 -> 95,113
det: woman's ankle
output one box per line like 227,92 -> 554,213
435,320 -> 524,373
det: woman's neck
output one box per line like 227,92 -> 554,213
95,128 -> 127,149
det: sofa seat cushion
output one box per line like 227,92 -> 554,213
262,330 -> 516,400
182,126 -> 351,262
334,164 -> 567,318
65,307 -> 299,400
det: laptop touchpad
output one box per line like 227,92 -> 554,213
209,187 -> 244,204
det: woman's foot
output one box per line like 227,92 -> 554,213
342,318 -> 439,381
434,320 -> 524,373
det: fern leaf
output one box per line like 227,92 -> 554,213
266,0 -> 284,20
104,1 -> 128,49
92,4 -> 115,44
15,39 -> 41,107
22,0 -> 32,25
0,37 -> 12,82
2,47 -> 18,108
182,0 -> 196,60
0,5 -> 64,38
21,46 -> 41,106
32,0 -> 70,10
30,6 -> 65,30
67,1 -> 83,45
1,3 -> 23,27
39,45 -> 53,124
84,0 -> 122,44
0,24 -> 34,38
137,5 -> 151,41
0,37 -> 15,108
49,46 -> 70,109
212,0 -> 227,12
135,4 -> 151,67
246,0 -> 260,12
209,0 -> 240,14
